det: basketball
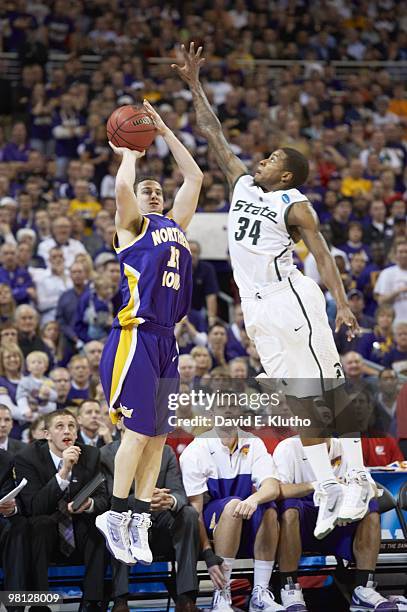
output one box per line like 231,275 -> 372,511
106,105 -> 157,151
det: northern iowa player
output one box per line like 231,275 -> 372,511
174,44 -> 375,544
96,100 -> 203,565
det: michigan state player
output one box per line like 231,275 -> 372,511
96,100 -> 202,567
174,44 -> 381,610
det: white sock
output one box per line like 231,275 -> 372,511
222,557 -> 235,587
254,559 -> 275,589
303,443 -> 335,482
340,437 -> 365,470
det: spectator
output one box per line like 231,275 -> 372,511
83,341 -> 104,383
52,94 -> 86,178
35,247 -> 73,325
28,415 -> 47,442
0,405 -> 25,454
175,316 -> 208,355
77,399 -> 112,448
364,200 -> 394,245
0,283 -> 16,324
67,355 -> 90,404
16,351 -> 57,423
374,240 -> 407,324
49,367 -> 71,410
190,241 -> 219,326
341,351 -> 367,390
374,369 -> 400,436
190,346 -> 212,380
56,261 -> 88,360
207,322 -> 235,367
14,410 -> 108,608
341,159 -> 372,198
358,304 -> 395,366
2,122 -> 31,163
0,449 -> 30,603
0,343 -> 24,410
227,303 -> 248,358
15,304 -> 53,361
339,222 -> 370,261
41,320 -> 65,365
0,243 -> 36,305
178,354 -> 197,390
69,179 -> 102,229
37,216 -> 86,269
75,276 -> 114,342
383,321 -> 407,375
329,199 -> 353,246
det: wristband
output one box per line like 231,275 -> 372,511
202,548 -> 224,568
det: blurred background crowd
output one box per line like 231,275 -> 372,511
0,0 -> 406,457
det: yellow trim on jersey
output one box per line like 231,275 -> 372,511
117,264 -> 144,328
109,327 -> 138,408
114,217 -> 150,254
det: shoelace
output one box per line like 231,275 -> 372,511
131,513 -> 151,548
254,585 -> 275,604
213,588 -> 232,607
117,511 -> 132,548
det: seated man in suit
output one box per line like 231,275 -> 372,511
100,431 -> 200,612
14,409 -> 109,612
0,449 -> 30,611
77,399 -> 113,447
0,404 -> 25,455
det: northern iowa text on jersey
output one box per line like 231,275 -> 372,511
232,199 -> 278,223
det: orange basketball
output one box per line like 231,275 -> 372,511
106,105 -> 157,151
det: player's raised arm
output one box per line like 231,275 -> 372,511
287,201 -> 360,340
109,142 -> 144,235
172,43 -> 248,190
143,99 -> 203,230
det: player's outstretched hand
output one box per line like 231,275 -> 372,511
335,305 -> 360,341
171,42 -> 205,86
143,100 -> 167,136
108,141 -> 145,158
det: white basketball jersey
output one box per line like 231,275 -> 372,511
228,174 -> 308,297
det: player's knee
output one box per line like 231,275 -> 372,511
223,498 -> 243,518
281,508 -> 300,528
261,506 -> 278,527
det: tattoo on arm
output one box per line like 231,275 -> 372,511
191,82 -> 247,188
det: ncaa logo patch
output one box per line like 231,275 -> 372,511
282,193 -> 290,204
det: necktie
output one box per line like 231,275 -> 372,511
57,460 -> 75,557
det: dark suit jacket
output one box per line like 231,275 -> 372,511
5,437 -> 25,456
0,449 -> 15,499
100,443 -> 188,515
14,440 -> 109,517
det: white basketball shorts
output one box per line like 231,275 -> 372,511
241,270 -> 344,395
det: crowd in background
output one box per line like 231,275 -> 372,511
0,0 -> 405,455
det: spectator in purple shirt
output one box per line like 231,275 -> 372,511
52,94 -> 86,178
2,122 -> 31,163
383,322 -> 407,375
43,0 -> 75,52
0,243 -> 36,305
339,221 -> 370,261
190,240 -> 219,327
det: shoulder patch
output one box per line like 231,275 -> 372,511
282,193 -> 290,204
